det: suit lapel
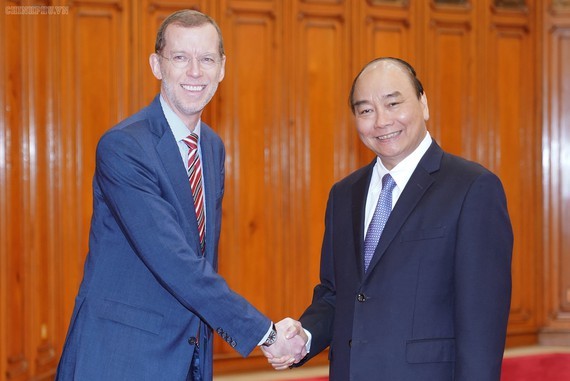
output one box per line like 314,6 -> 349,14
364,142 -> 443,277
148,97 -> 201,251
351,161 -> 376,280
155,132 -> 197,225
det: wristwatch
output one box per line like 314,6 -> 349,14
262,323 -> 277,347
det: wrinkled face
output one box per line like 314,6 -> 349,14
352,61 -> 429,170
150,23 -> 225,128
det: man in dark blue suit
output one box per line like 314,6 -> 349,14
269,58 -> 513,380
56,9 -> 306,381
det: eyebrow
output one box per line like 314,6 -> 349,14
352,100 -> 370,109
167,50 -> 218,56
352,91 -> 403,108
383,91 -> 402,99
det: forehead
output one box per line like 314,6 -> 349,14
163,23 -> 219,52
355,61 -> 414,98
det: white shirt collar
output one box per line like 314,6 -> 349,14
363,131 -> 433,238
375,131 -> 432,190
159,95 -> 201,142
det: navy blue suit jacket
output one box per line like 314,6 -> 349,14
56,96 -> 270,380
299,141 -> 513,380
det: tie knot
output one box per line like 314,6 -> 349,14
382,174 -> 396,192
183,133 -> 199,150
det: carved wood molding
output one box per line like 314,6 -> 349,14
367,0 -> 409,7
434,0 -> 468,4
300,0 -> 343,3
494,0 -> 526,8
36,342 -> 56,367
554,0 -> 570,6
6,354 -> 29,379
430,0 -> 471,12
552,0 -> 570,14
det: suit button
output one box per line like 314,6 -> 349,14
357,293 -> 366,302
188,337 -> 197,345
348,339 -> 352,347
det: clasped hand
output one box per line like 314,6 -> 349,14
260,317 -> 308,370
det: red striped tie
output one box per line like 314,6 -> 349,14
183,133 -> 205,253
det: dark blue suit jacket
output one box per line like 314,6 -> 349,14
299,141 -> 513,381
56,96 -> 270,380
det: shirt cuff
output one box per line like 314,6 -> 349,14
257,322 -> 274,346
304,328 -> 312,353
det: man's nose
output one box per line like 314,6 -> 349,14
186,58 -> 202,76
375,109 -> 391,128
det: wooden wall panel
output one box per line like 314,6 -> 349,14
425,2 -> 475,158
362,2 -> 416,70
3,4 -> 29,378
541,0 -> 570,345
2,1 -> 66,379
218,1 -> 282,315
58,0 -> 130,338
0,3 -> 7,379
367,18 -> 410,60
76,1 -> 129,252
288,0 -> 352,319
27,4 -> 59,379
486,4 -> 539,346
215,0 -> 285,368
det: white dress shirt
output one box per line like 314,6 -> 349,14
363,131 -> 433,239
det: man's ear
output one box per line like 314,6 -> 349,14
217,55 -> 226,83
421,92 -> 430,121
149,53 -> 163,80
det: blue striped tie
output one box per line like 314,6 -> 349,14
363,174 -> 396,271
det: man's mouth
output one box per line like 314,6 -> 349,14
181,84 -> 206,92
377,131 -> 400,140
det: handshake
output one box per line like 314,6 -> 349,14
260,317 -> 309,370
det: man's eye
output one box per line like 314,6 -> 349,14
201,57 -> 215,64
359,109 -> 372,115
172,55 -> 187,62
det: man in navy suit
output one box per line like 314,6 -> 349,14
268,57 -> 513,380
56,9 -> 306,381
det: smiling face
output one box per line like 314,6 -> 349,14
352,60 -> 429,170
150,23 -> 225,129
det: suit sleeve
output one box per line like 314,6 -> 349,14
454,172 -> 513,380
95,129 -> 270,357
